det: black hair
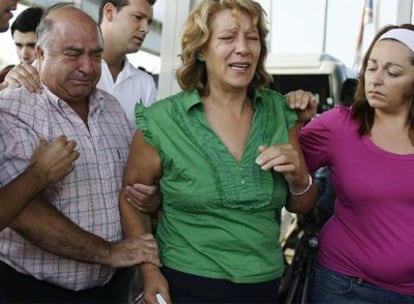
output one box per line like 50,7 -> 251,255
11,7 -> 44,36
98,0 -> 156,23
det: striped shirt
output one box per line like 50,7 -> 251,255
0,86 -> 134,291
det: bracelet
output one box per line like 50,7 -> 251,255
289,174 -> 313,196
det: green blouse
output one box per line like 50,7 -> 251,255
136,88 -> 297,283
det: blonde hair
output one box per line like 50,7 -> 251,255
176,0 -> 272,95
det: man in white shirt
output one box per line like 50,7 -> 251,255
98,0 -> 158,123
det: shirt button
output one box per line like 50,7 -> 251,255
241,179 -> 245,185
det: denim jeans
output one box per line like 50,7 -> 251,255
309,264 -> 414,303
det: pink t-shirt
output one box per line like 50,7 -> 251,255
300,105 -> 414,296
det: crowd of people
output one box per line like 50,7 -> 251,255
0,0 -> 413,303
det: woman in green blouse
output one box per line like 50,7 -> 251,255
119,0 -> 317,303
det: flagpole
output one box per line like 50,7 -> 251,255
374,0 -> 380,32
322,0 -> 328,53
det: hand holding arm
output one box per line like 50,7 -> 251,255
9,197 -> 161,268
124,183 -> 161,214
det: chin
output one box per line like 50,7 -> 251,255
128,45 -> 141,54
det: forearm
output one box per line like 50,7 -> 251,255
120,191 -> 157,279
0,164 -> 50,231
285,180 -> 318,214
120,190 -> 153,238
10,197 -> 113,265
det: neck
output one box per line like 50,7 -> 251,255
205,89 -> 250,113
103,48 -> 125,82
374,108 -> 409,131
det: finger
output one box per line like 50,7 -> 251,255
65,139 -> 77,151
4,76 -> 22,88
13,65 -> 41,92
126,197 -> 146,211
272,163 -> 296,173
132,183 -> 158,195
68,150 -> 80,162
256,145 -> 287,166
294,90 -> 306,109
140,233 -> 156,241
125,190 -> 148,210
259,154 -> 290,170
38,137 -> 48,146
146,255 -> 162,267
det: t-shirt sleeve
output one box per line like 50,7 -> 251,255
299,108 -> 336,173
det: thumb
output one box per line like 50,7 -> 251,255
38,137 -> 48,145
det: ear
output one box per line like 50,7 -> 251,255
36,45 -> 44,61
103,2 -> 116,22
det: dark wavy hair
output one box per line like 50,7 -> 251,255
352,23 -> 414,144
175,0 -> 272,96
11,7 -> 44,36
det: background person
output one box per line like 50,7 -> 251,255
98,0 -> 158,123
0,7 -> 43,84
0,0 -> 17,31
11,6 -> 44,64
120,1 -> 316,303
299,24 -> 414,302
0,4 -> 160,302
339,77 -> 359,107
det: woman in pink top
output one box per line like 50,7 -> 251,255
299,24 -> 414,302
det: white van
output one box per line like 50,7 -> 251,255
266,53 -> 357,113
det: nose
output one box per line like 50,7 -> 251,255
78,55 -> 95,74
21,47 -> 31,62
139,21 -> 150,33
235,37 -> 250,56
371,70 -> 384,86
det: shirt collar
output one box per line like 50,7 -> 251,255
42,83 -> 104,111
182,88 -> 264,113
182,90 -> 204,112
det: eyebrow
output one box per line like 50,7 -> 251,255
15,42 -> 37,47
368,58 -> 405,69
